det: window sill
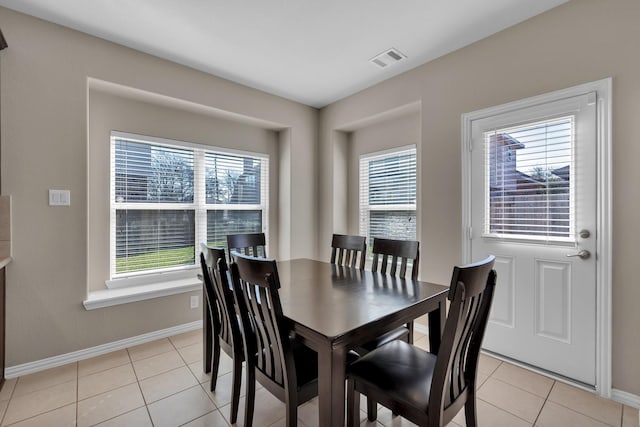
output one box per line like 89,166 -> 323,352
83,277 -> 202,310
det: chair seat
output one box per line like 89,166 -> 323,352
348,340 -> 436,410
357,326 -> 410,353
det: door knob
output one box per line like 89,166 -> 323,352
566,250 -> 591,260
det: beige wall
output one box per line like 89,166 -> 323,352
319,0 -> 640,395
0,8 -> 317,365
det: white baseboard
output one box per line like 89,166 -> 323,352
612,389 -> 640,409
5,321 -> 203,379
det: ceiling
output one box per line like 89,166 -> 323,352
0,0 -> 568,108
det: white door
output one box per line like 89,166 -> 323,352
468,93 -> 597,385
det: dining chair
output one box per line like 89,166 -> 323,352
199,244 -> 244,424
371,237 -> 420,280
351,237 -> 422,357
230,252 -> 318,427
330,233 -> 367,270
346,255 -> 497,427
329,234 -> 409,353
226,232 -> 267,261
366,237 -> 421,346
199,244 -> 222,375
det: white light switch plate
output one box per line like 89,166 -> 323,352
49,189 -> 71,206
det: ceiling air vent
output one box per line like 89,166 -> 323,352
369,48 -> 407,68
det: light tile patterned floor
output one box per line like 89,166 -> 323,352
0,329 -> 636,426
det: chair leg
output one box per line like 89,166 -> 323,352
203,302 -> 212,373
407,320 -> 414,344
229,356 -> 243,424
285,393 -> 298,427
209,340 -> 221,391
464,394 -> 479,427
367,396 -> 377,422
244,365 -> 256,427
346,378 -> 360,427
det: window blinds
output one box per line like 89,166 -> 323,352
111,133 -> 268,277
113,139 -> 196,273
359,147 -> 417,244
484,117 -> 573,241
203,152 -> 267,247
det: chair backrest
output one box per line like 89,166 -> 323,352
200,244 -> 223,340
226,232 -> 267,261
200,244 -> 242,352
371,238 -> 420,280
230,252 -> 296,393
330,234 -> 367,270
429,255 -> 496,421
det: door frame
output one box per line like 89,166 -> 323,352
461,78 -> 612,397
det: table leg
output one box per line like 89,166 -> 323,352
428,298 -> 446,354
317,345 -> 347,427
203,289 -> 212,374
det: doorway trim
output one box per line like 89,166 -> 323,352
461,78 -> 612,397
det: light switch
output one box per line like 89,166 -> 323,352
49,189 -> 71,206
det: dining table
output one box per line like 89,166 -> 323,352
279,259 -> 449,426
203,258 -> 449,427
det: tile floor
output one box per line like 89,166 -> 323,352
0,329 -> 636,426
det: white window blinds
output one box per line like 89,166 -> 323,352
484,117 -> 574,241
359,146 -> 417,246
112,139 -> 196,274
203,152 -> 268,248
110,132 -> 268,279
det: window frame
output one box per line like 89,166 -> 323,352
108,131 -> 269,287
359,145 -> 417,248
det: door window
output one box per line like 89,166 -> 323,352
484,117 -> 573,242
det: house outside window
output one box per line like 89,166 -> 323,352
359,146 -> 417,250
109,132 -> 268,285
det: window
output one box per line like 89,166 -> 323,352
485,117 -> 573,241
110,132 -> 268,284
359,146 -> 417,248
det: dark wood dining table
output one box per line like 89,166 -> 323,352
203,258 -> 449,427
277,259 -> 448,426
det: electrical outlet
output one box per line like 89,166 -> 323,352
190,295 -> 199,309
